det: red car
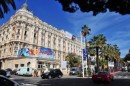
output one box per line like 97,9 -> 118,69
92,71 -> 114,83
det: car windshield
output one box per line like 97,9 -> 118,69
71,69 -> 76,71
98,72 -> 108,75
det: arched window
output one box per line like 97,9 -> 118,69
27,62 -> 31,67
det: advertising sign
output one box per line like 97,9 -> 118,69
61,61 -> 67,68
83,48 -> 88,61
17,47 -> 54,59
65,31 -> 72,39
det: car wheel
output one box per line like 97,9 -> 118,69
58,75 -> 62,78
107,78 -> 111,83
48,75 -> 52,79
42,77 -> 45,79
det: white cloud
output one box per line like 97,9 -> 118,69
65,11 -> 130,58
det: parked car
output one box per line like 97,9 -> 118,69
41,69 -> 63,79
11,69 -> 18,75
0,69 -> 11,78
92,71 -> 114,83
16,67 -> 32,76
0,75 -> 20,86
69,67 -> 79,75
128,67 -> 130,72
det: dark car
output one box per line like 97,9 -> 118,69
0,69 -> 11,78
41,69 -> 63,79
92,71 -> 114,83
0,69 -> 6,76
0,75 -> 20,86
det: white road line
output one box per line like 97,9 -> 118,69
118,76 -> 122,78
124,76 -> 128,78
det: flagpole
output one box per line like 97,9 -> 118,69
80,31 -> 84,78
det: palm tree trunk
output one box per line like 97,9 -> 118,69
114,59 -> 117,71
85,37 -> 90,70
107,57 -> 109,72
96,47 -> 99,73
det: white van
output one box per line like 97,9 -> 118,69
16,67 -> 32,76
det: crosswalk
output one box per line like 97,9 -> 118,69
114,75 -> 130,79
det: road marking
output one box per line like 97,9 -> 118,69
124,76 -> 128,78
21,83 -> 37,86
118,76 -> 122,78
41,84 -> 52,86
10,78 -> 14,79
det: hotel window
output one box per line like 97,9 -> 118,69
17,36 -> 19,39
7,29 -> 9,33
20,16 -> 22,19
3,31 -> 5,35
41,38 -> 44,45
24,31 -> 27,36
38,62 -> 42,69
20,64 -> 24,67
17,29 -> 20,35
15,64 -> 18,68
4,49 -> 6,53
6,35 -> 8,39
34,33 -> 36,38
12,33 -> 14,38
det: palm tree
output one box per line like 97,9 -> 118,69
0,0 -> 16,18
81,25 -> 91,70
89,34 -> 107,73
112,45 -> 121,71
104,44 -> 112,71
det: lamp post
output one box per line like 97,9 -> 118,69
80,31 -> 84,77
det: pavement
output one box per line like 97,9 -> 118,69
110,70 -> 121,75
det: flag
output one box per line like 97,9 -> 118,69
83,48 -> 88,61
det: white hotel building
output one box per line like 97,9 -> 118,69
0,3 -> 84,75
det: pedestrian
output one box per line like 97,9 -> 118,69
36,70 -> 38,77
34,69 -> 36,77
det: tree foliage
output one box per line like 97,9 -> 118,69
57,0 -> 130,16
0,0 -> 16,18
124,53 -> 130,62
65,53 -> 81,67
81,25 -> 91,37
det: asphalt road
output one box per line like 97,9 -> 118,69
10,72 -> 130,86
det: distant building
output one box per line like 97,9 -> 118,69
0,3 -> 84,75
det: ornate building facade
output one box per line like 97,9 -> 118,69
0,3 -> 83,74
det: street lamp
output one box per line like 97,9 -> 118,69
80,31 -> 85,77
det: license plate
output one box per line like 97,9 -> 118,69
97,77 -> 101,78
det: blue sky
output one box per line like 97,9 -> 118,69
0,0 -> 130,58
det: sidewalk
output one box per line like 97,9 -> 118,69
110,70 -> 121,75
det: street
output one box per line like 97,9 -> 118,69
10,72 -> 130,86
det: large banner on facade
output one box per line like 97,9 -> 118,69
17,47 -> 54,59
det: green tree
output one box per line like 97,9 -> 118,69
124,53 -> 130,62
57,0 -> 130,16
65,53 -> 81,67
0,0 -> 16,18
89,34 -> 107,73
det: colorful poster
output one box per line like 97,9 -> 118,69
17,47 -> 54,59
